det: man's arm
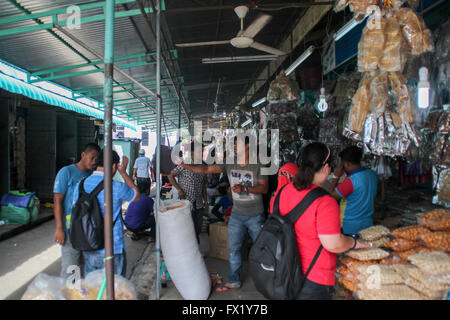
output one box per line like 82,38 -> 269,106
132,168 -> 137,181
53,193 -> 66,245
118,156 -> 140,202
180,163 -> 222,174
202,178 -> 209,213
168,169 -> 185,199
233,179 -> 269,195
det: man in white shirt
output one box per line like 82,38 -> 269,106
133,149 -> 152,189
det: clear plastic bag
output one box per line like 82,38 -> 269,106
419,231 -> 450,252
434,169 -> 450,206
392,246 -> 433,261
358,19 -> 387,72
408,267 -> 450,290
405,277 -> 448,299
349,0 -> 378,14
84,269 -> 137,300
266,72 -> 300,103
360,237 -> 391,248
338,277 -> 359,292
356,284 -> 425,300
369,72 -> 389,117
384,238 -> 421,251
380,16 -> 409,72
391,225 -> 432,241
349,73 -> 372,132
358,225 -> 391,241
340,256 -> 378,271
396,8 -> 434,55
21,273 -> 67,300
388,72 -> 414,124
347,248 -> 390,261
407,251 -> 450,277
356,264 -> 404,285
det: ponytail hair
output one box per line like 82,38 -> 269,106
293,142 -> 330,191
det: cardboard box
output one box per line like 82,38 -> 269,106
208,222 -> 249,261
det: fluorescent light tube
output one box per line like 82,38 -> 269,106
285,45 -> 314,76
333,15 -> 368,41
252,97 -> 266,108
241,119 -> 252,127
202,55 -> 278,64
417,67 -> 430,109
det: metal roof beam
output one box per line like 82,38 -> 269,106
238,0 -> 333,106
0,0 -> 166,37
73,76 -> 184,92
31,50 -> 176,77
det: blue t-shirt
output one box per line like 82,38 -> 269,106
336,167 -> 379,235
124,194 -> 154,230
133,156 -> 151,178
73,171 -> 136,255
53,164 -> 90,234
217,196 -> 233,215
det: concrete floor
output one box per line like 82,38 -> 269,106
0,216 -> 147,300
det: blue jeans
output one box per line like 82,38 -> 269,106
83,251 -> 127,278
228,212 -> 264,286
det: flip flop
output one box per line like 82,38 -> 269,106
215,283 -> 240,293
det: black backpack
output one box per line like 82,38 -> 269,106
249,185 -> 329,300
70,178 -> 114,251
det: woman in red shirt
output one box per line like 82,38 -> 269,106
270,142 -> 369,300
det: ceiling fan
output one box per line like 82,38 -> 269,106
176,5 -> 287,57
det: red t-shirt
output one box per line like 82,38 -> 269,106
270,183 -> 341,286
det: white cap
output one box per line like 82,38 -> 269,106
139,149 -> 145,155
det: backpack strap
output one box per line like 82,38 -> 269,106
271,185 -> 287,216
274,186 -> 330,291
89,179 -> 104,197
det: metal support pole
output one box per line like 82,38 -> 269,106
103,0 -> 115,300
155,0 -> 162,300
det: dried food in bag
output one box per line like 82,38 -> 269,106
21,273 -> 66,300
338,277 -> 359,292
391,225 -> 432,241
347,248 -> 390,261
407,251 -> 450,276
391,264 -> 416,281
358,225 -> 391,241
384,238 -> 421,251
419,231 -> 450,252
349,74 -> 372,132
408,268 -> 450,290
396,8 -> 434,55
337,265 -> 351,277
420,209 -> 450,231
435,169 -> 450,205
349,0 -> 378,14
380,256 -> 410,265
392,246 -> 433,261
356,284 -> 425,300
405,277 -> 447,299
340,256 -> 379,271
84,269 -> 137,300
62,284 -> 98,300
369,73 -> 389,116
360,236 -> 391,248
380,16 -> 409,72
388,72 -> 414,124
356,264 -> 404,285
358,19 -> 386,72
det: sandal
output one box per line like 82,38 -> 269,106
215,283 -> 240,293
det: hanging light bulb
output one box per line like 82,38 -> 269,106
417,67 -> 430,109
317,87 -> 328,112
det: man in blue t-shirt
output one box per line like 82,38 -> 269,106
53,143 -> 100,278
124,183 -> 155,241
330,146 -> 379,236
73,150 -> 139,277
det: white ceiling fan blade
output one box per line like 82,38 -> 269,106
176,40 -> 230,47
242,14 -> 272,38
250,42 -> 286,56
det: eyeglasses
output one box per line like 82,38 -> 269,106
323,148 -> 332,166
279,170 -> 294,180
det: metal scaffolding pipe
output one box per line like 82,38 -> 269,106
155,0 -> 162,300
54,25 -> 179,129
103,0 -> 115,300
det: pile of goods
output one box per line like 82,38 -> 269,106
336,209 -> 450,299
21,270 -> 137,300
342,2 -> 434,157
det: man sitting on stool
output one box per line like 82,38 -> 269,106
124,182 -> 155,242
